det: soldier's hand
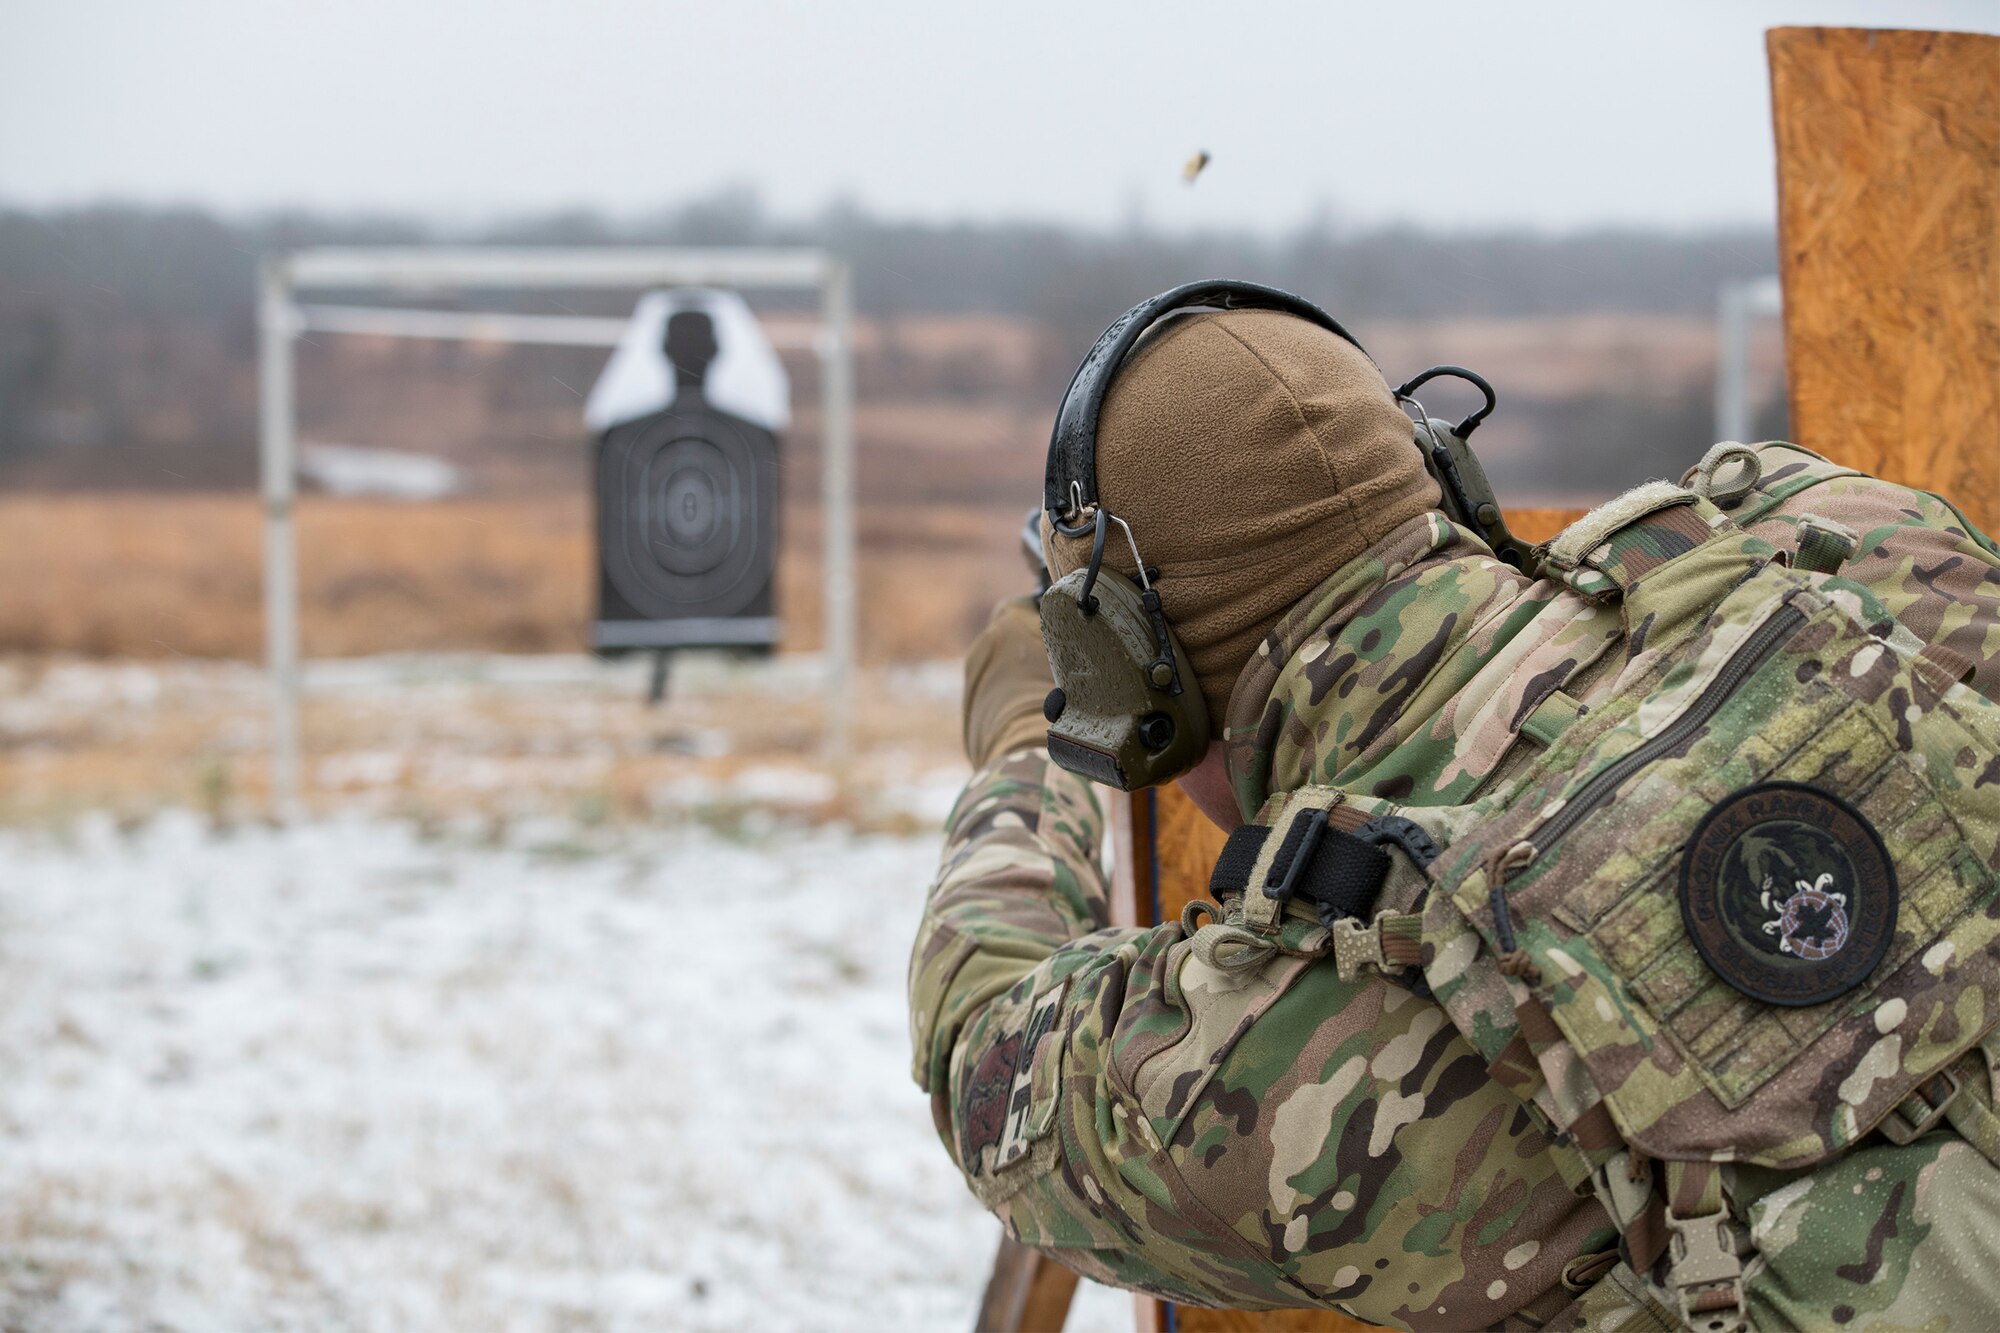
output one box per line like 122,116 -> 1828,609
962,595 -> 1054,769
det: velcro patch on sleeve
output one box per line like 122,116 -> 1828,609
996,979 -> 1069,1170
959,977 -> 1071,1178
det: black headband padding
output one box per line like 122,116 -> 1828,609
1042,280 -> 1369,517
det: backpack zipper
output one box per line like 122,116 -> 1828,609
1487,600 -> 1808,961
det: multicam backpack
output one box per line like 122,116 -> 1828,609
1200,449 -> 2000,1331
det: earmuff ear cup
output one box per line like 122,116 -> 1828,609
1038,568 -> 1210,791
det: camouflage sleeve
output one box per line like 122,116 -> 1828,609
910,748 -> 1234,1303
908,745 -> 1114,1101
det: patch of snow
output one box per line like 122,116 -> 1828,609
0,813 -> 1135,1331
300,443 -> 462,501
878,769 -> 972,825
730,764 -> 836,806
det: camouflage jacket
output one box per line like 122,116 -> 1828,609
911,443 -> 2000,1329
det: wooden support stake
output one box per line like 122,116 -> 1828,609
975,1234 -> 1081,1333
1769,26 -> 2000,510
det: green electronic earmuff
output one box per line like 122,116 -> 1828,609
1037,506 -> 1209,790
1037,280 -> 1532,791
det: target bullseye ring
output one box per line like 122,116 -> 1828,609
659,465 -> 722,551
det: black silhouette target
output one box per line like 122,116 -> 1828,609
598,410 -> 776,619
590,306 -> 783,653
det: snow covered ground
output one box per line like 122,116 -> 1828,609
0,657 -> 1134,1331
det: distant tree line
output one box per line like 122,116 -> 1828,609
0,192 -> 1778,488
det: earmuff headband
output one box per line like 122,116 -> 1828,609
1041,279 -> 1370,522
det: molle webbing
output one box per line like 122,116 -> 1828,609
1521,689 -> 1586,748
1792,515 -> 1859,575
1209,804 -> 1387,925
1545,481 -> 1691,568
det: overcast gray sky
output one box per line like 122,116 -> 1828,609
2,0 -> 1994,232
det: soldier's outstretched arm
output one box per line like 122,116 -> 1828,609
907,741 -> 1117,1108
910,597 -> 1204,1297
910,733 -> 1643,1319
909,595 -> 1129,1137
911,738 -> 1244,1303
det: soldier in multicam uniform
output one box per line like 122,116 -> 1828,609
910,300 -> 2000,1329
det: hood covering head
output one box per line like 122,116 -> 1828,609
1042,307 -> 1441,725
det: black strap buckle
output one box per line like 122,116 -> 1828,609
1264,809 -> 1329,902
1200,804 -> 1440,908
1207,805 -> 1441,998
1212,809 -> 1438,914
1355,815 -> 1441,868
1252,809 -> 1392,926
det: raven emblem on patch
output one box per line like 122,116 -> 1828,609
1759,872 -> 1850,959
1680,781 -> 1897,1006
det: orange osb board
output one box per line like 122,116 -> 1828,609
1505,508 -> 1589,546
1769,27 -> 2000,518
1145,783 -> 1231,925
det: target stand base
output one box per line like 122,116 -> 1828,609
591,618 -> 783,654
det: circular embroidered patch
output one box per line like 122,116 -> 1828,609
1679,781 -> 1898,1007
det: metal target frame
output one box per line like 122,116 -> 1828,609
1715,274 -> 1783,444
257,247 -> 856,817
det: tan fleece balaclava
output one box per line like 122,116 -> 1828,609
1042,308 -> 1441,725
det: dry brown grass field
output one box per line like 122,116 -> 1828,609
0,490 -> 1577,826
0,492 -> 1030,662
0,493 -> 1585,664
0,650 -> 968,826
